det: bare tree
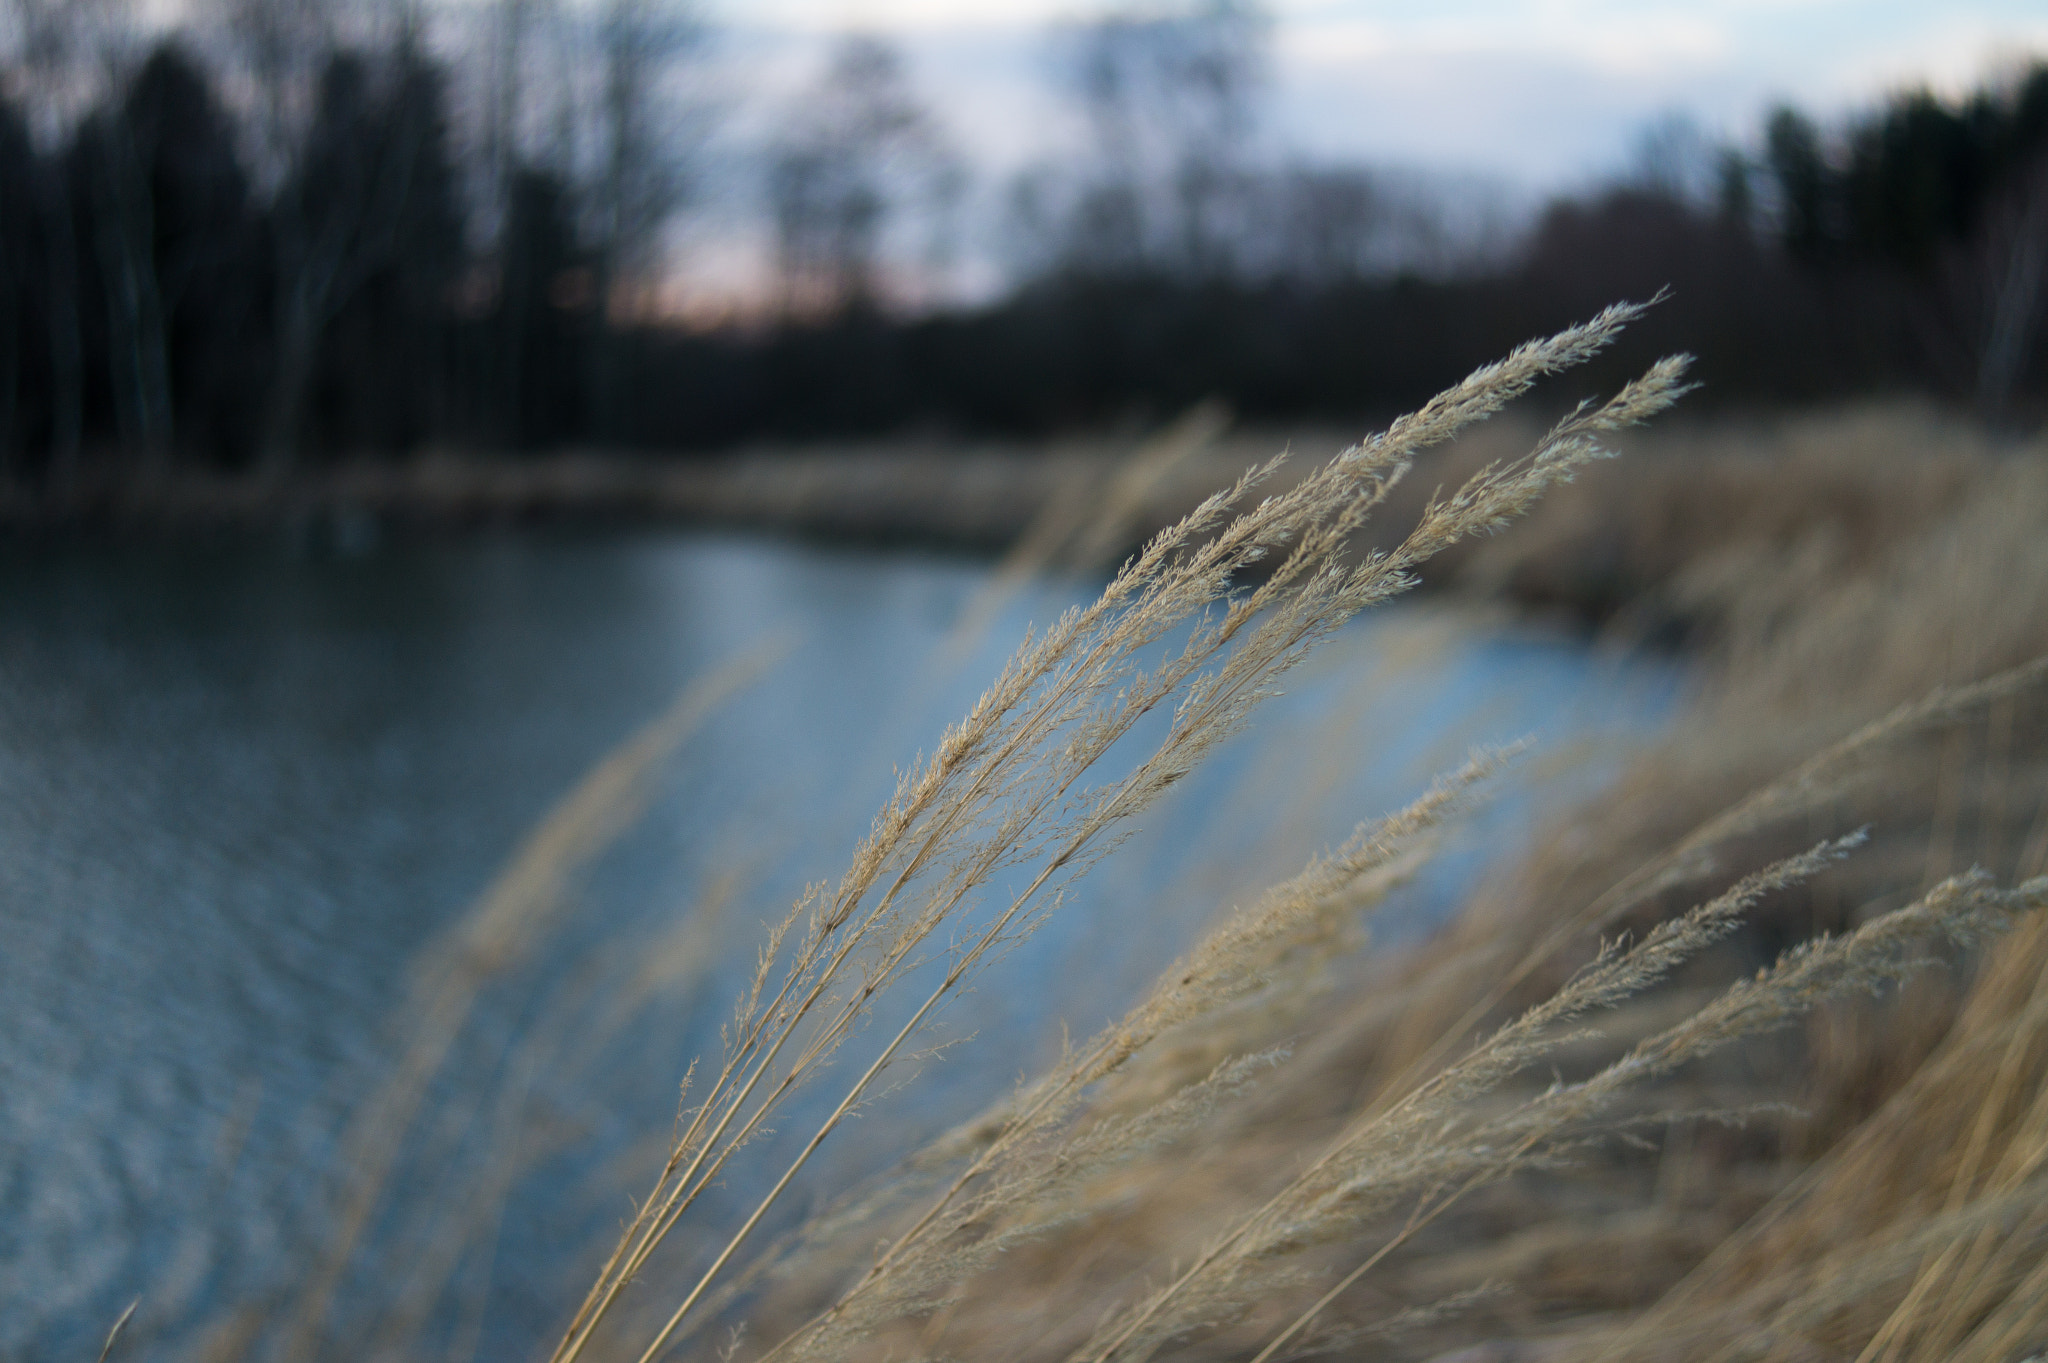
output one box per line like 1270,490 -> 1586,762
210,0 -> 333,189
1763,104 -> 1833,261
581,0 -> 703,439
2,0 -> 138,477
86,120 -> 173,467
204,0 -> 458,472
768,33 -> 958,318
1976,153 -> 2048,418
1267,165 -> 1383,282
82,41 -> 190,473
586,0 -> 698,282
477,0 -> 554,236
1625,111 -> 1722,210
1053,0 -> 1269,277
0,100 -> 28,470
208,0 -> 335,470
441,0 -> 707,446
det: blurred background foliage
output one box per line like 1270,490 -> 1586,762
1,0 -> 2045,479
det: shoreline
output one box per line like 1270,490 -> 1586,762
3,404 -> 2023,643
0,432 -> 1281,549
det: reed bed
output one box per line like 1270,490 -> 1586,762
732,413 -> 2048,1362
544,302 -> 1696,1363
181,304 -> 2048,1363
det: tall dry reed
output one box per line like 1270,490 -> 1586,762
706,392 -> 2048,1361
547,303 -> 1693,1363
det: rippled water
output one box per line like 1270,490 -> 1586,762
0,530 -> 1677,1360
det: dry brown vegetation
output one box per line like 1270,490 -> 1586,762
186,309 -> 2048,1363
706,437 -> 2048,1363
684,383 -> 2048,1360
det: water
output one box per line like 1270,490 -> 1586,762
0,530 -> 1678,1361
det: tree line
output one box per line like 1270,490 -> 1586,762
1,0 -> 2045,485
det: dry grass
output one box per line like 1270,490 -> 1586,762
1431,401 -> 2039,637
545,302 -> 1693,1363
689,409 -> 2048,1358
710,411 -> 2048,1362
177,312 -> 2048,1363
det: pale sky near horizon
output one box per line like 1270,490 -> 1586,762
710,0 -> 2048,192
631,0 -> 2048,312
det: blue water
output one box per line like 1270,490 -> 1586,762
0,530 -> 1677,1361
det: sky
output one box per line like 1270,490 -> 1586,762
641,0 -> 2048,316
713,0 -> 2048,192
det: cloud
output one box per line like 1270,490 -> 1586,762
715,0 -> 2048,192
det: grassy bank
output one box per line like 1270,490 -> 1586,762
668,404 -> 2048,1361
755,411 -> 2048,1362
9,403 -> 2033,649
129,322 -> 2048,1361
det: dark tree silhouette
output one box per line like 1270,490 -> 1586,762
1767,105 -> 1834,261
0,15 -> 2044,484
489,168 -> 590,448
307,42 -> 466,456
106,43 -> 257,468
768,34 -> 955,318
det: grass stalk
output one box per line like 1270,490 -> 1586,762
551,302 -> 1692,1361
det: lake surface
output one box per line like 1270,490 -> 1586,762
0,530 -> 1678,1361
